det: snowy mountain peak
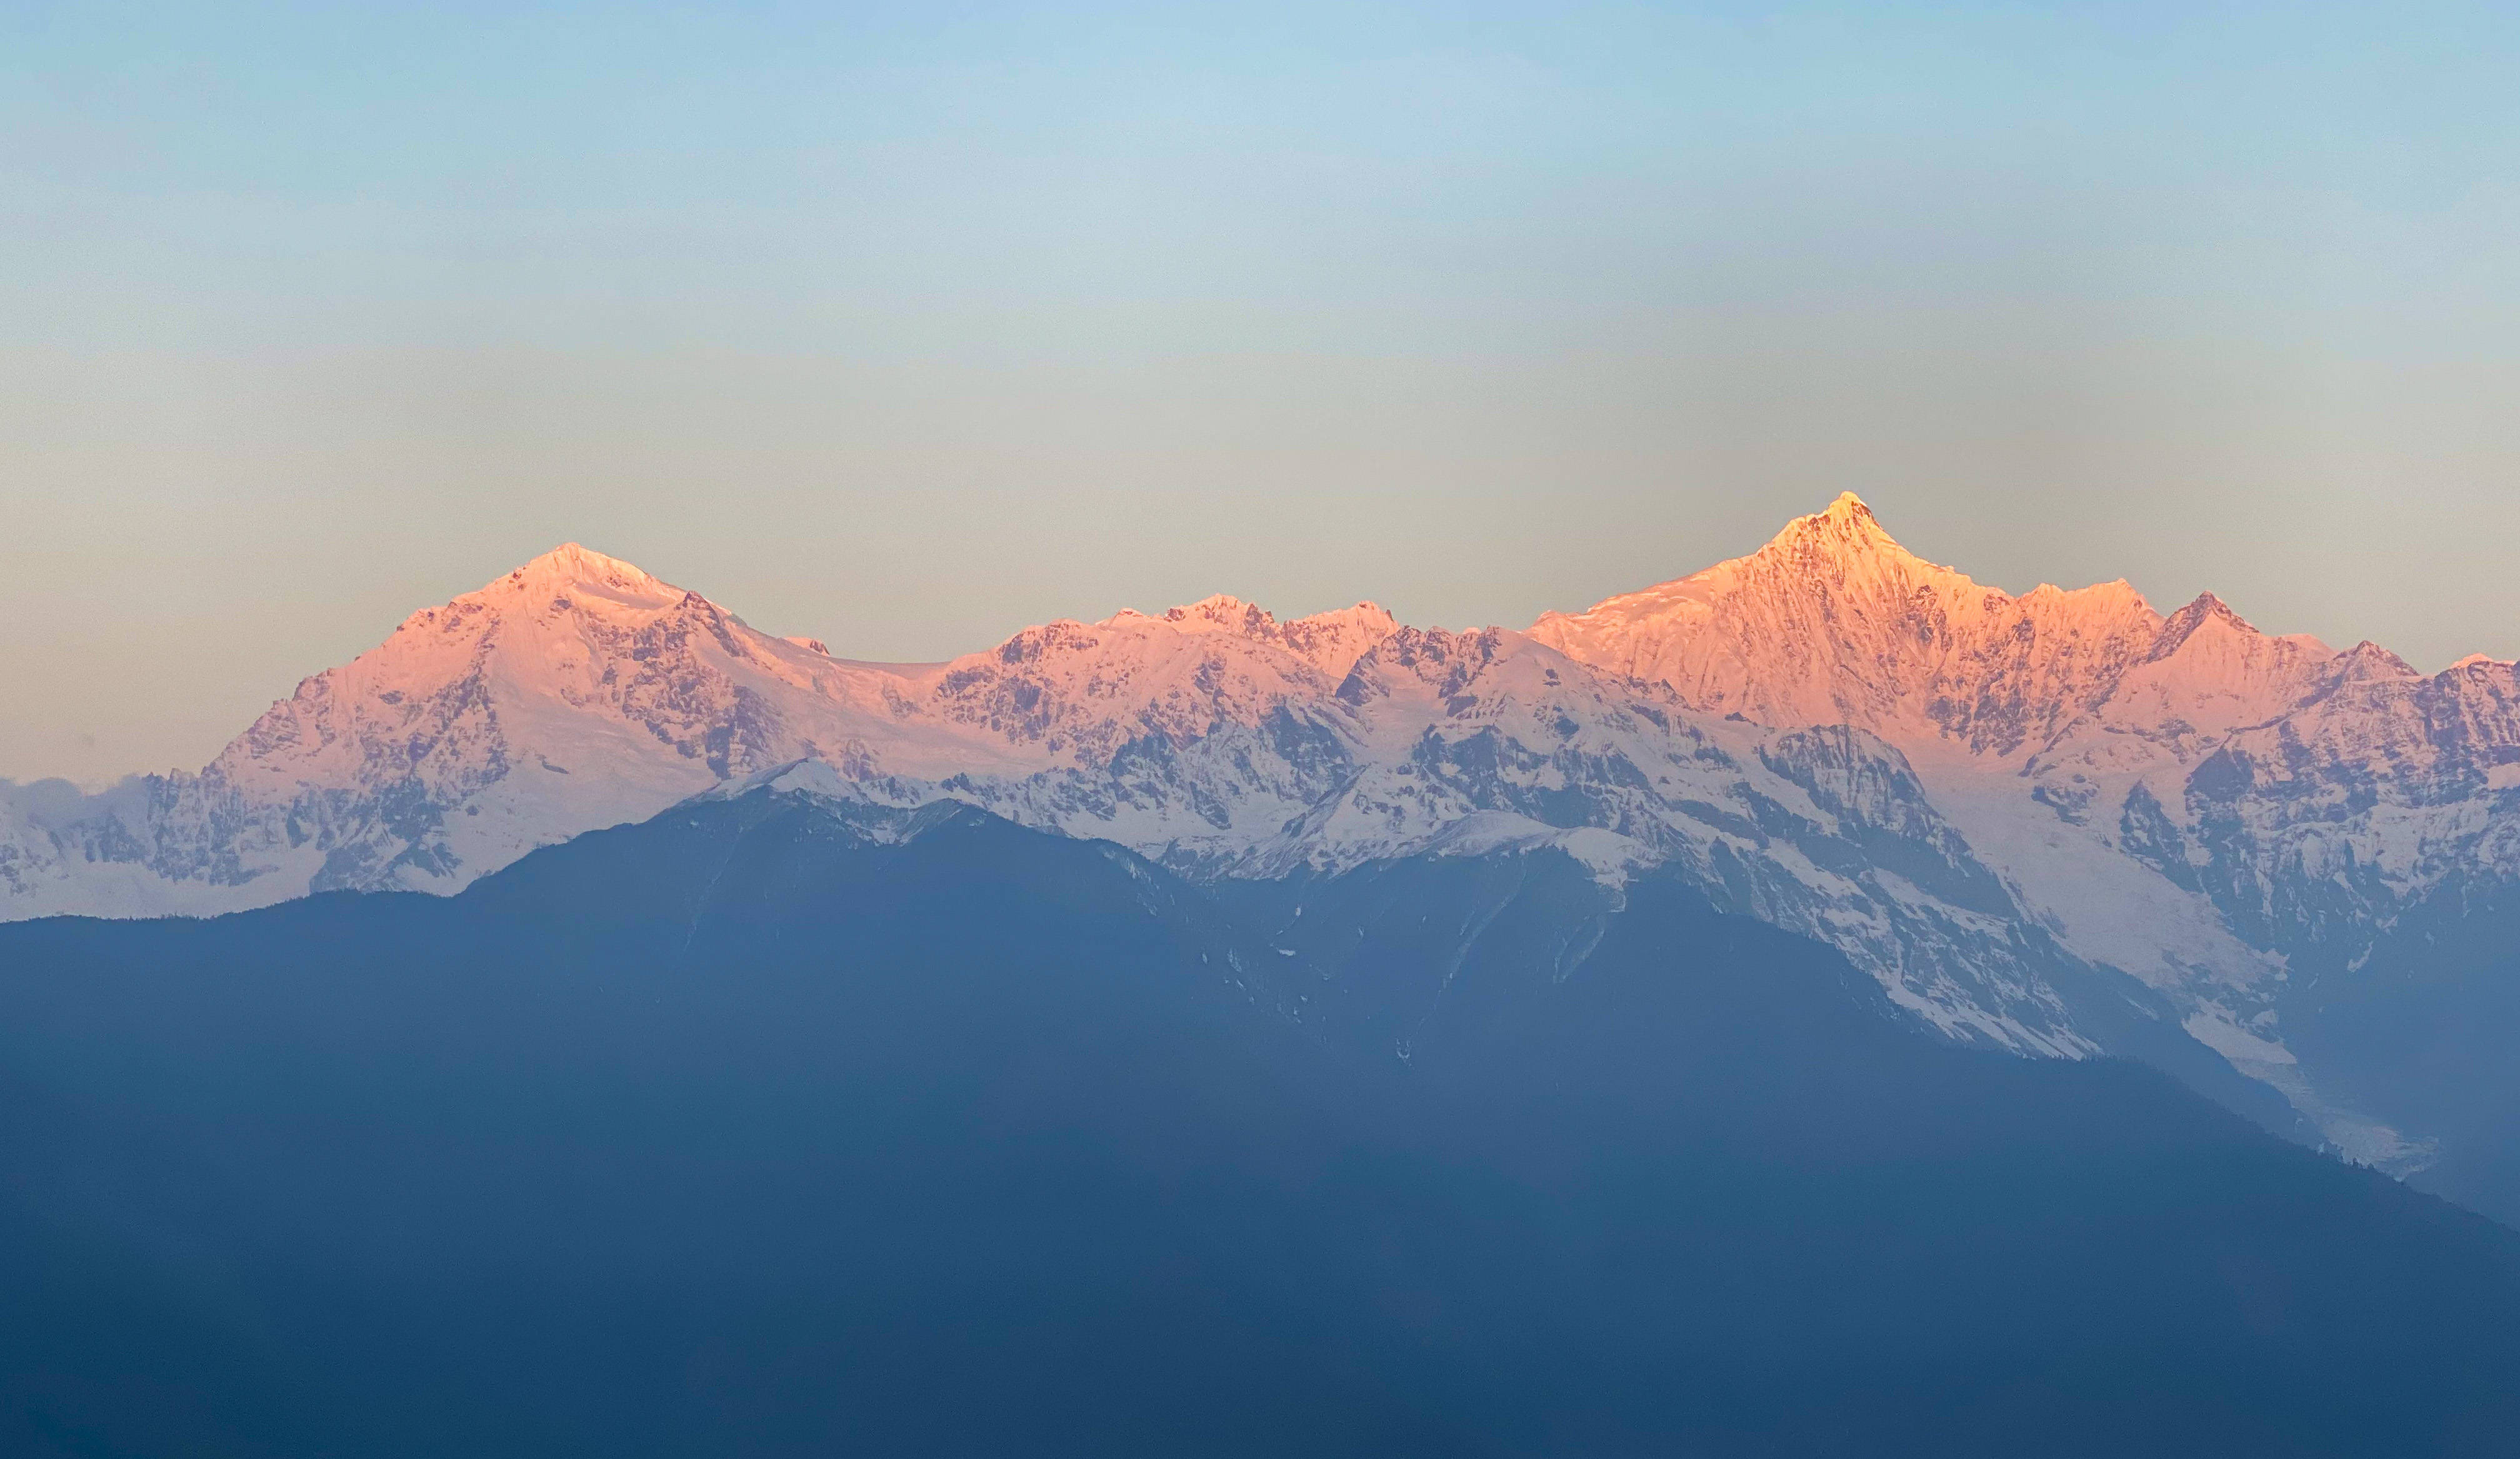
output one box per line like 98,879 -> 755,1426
2148,591 -> 2246,653
1077,595 -> 1397,679
914,593 -> 1398,770
2326,640 -> 2422,686
2123,593 -> 2333,702
1161,594 -> 1274,634
1280,602 -> 1402,678
1808,489 -> 1881,529
1528,496 -> 2169,753
1728,490 -> 1952,593
520,540 -> 649,576
491,543 -> 672,603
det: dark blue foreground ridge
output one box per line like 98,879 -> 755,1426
2,788 -> 2516,1458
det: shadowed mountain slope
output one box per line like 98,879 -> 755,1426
4,791 -> 2518,1456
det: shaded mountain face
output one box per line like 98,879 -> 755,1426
8,497 -> 2520,1213
6,790 -> 2518,1458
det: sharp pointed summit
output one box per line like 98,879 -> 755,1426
518,540 -> 652,578
1529,494 -> 2168,752
1752,491 -> 1918,569
1809,489 -> 1889,533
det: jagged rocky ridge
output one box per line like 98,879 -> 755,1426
8,498 -> 2519,1185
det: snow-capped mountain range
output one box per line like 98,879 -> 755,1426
9,494 -> 2518,1175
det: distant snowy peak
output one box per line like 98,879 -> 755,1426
1276,602 -> 1404,679
1529,493 -> 2168,754
1749,490 -> 1939,585
1332,625 -> 1670,749
484,541 -> 678,606
228,550 -> 1401,824
2207,645 -> 2520,806
6,549 -> 1421,918
2052,593 -> 2338,753
1108,594 -> 1399,678
924,595 -> 1398,766
2140,591 -> 2334,677
210,544 -> 864,796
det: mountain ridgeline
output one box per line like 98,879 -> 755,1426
6,787 -> 2520,1456
9,494 -> 2519,1218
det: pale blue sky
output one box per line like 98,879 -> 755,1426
6,2 -> 2518,782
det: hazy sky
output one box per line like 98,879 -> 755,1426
6,1 -> 2518,784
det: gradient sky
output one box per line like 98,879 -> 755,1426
6,1 -> 2518,784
